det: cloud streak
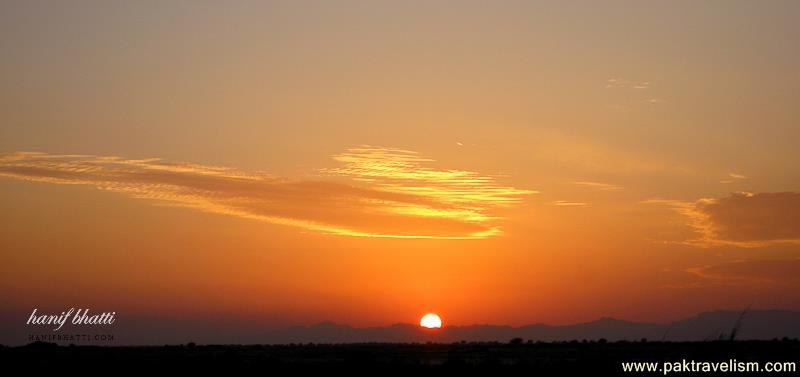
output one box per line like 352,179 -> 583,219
552,200 -> 589,207
572,181 -> 622,191
605,78 -> 651,90
685,258 -> 800,285
720,172 -> 748,184
0,149 -> 533,239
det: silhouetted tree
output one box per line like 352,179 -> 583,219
729,305 -> 750,341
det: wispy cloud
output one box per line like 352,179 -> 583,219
572,181 -> 623,191
0,149 -> 534,239
605,78 -> 665,108
324,146 -> 536,223
605,78 -> 651,90
552,200 -> 589,207
720,172 -> 748,184
684,258 -> 800,286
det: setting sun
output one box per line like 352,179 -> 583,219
420,313 -> 442,329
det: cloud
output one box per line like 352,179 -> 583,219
552,201 -> 589,207
685,258 -> 800,284
605,78 -> 666,108
325,146 -> 536,212
645,192 -> 800,247
605,78 -> 651,90
720,172 -> 748,184
698,192 -> 800,244
0,149 -> 534,239
572,181 -> 622,191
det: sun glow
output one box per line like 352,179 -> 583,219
419,313 -> 442,329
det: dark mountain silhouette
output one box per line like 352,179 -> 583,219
262,310 -> 800,344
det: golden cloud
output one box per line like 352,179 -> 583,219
0,148 -> 534,239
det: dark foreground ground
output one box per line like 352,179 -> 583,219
2,340 -> 798,375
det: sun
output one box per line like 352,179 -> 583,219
419,313 -> 442,329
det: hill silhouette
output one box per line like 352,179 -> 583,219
261,310 -> 800,344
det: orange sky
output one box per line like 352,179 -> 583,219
1,1 -> 799,338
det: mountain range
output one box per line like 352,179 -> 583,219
262,310 -> 800,344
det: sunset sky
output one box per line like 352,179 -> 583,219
1,1 -> 799,342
